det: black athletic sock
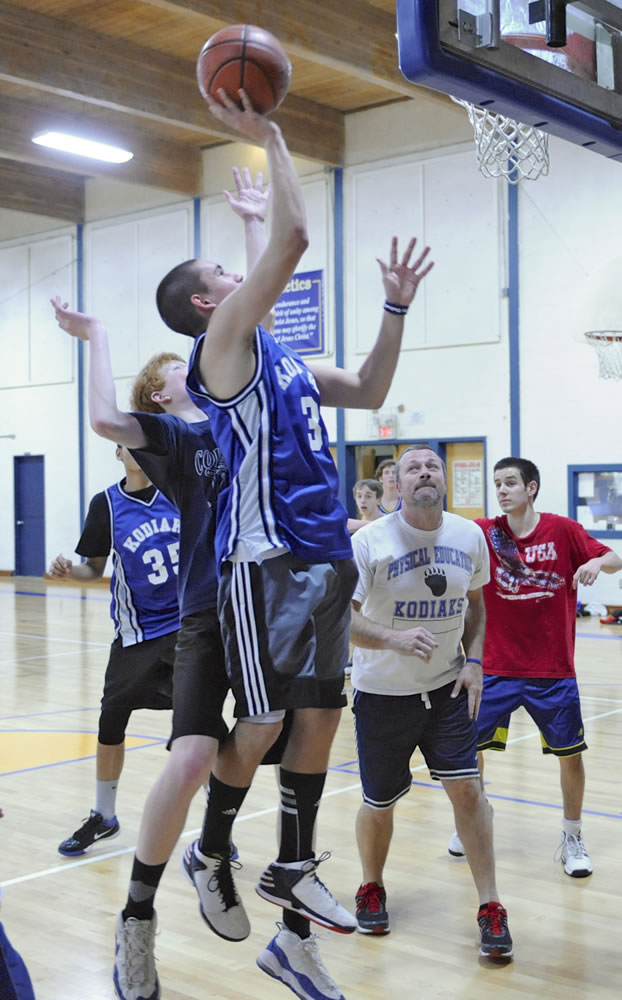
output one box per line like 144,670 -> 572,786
123,857 -> 167,922
199,774 -> 250,856
283,908 -> 311,940
277,768 -> 326,863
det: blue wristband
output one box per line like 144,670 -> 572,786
466,657 -> 482,665
384,300 -> 409,315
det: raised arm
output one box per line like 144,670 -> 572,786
196,90 -> 308,396
50,298 -> 147,448
309,236 -> 433,409
224,166 -> 274,331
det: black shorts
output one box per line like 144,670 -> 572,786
218,554 -> 358,717
170,608 -> 230,743
101,632 -> 176,713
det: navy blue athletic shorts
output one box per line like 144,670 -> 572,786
352,681 -> 480,809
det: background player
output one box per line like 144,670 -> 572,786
348,478 -> 385,534
49,445 -> 179,856
376,460 -> 402,515
447,457 -> 622,877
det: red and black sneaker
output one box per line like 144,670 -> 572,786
355,882 -> 390,935
477,901 -> 513,958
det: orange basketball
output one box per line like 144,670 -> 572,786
197,25 -> 291,115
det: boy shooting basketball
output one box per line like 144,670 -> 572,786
153,86 -> 433,1000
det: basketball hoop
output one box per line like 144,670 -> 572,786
584,331 -> 622,380
451,96 -> 549,183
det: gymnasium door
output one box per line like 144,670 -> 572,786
14,455 -> 45,576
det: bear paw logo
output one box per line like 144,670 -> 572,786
424,566 -> 447,596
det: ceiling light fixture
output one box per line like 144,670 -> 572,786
32,132 -> 133,163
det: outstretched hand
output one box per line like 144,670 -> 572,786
205,88 -> 280,145
50,296 -> 101,341
224,166 -> 271,222
377,237 -> 434,308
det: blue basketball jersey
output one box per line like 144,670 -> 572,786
187,326 -> 352,565
105,482 -> 181,645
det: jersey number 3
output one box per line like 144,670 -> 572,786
301,396 -> 322,452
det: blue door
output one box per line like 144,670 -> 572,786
14,455 -> 45,577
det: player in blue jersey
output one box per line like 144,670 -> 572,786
51,167 -> 301,1000
155,88 -> 434,1000
49,444 -> 180,857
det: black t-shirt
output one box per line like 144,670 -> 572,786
130,412 -> 227,617
76,481 -> 157,558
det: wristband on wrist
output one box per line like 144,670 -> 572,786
465,657 -> 482,665
384,300 -> 409,315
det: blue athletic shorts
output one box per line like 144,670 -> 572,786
352,682 -> 479,809
477,675 -> 588,757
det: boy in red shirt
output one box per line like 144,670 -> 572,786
449,457 -> 622,877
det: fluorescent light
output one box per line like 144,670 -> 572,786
32,132 -> 133,163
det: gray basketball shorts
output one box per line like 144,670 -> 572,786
218,553 -> 358,717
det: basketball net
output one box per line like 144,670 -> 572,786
451,97 -> 550,183
584,331 -> 622,380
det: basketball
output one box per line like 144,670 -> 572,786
196,25 -> 291,115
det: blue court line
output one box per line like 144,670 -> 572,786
0,737 -> 168,778
328,764 -> 622,820
0,728 -> 163,737
409,780 -> 622,820
0,707 -> 100,721
576,631 -> 622,640
0,587 -> 109,602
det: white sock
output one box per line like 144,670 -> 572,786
95,779 -> 118,821
562,817 -> 581,838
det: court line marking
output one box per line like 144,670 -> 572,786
4,705 -> 622,889
0,707 -> 100,721
0,739 -> 168,778
0,588 -> 109,603
576,631 -> 622,641
0,649 -> 92,666
0,630 -> 109,648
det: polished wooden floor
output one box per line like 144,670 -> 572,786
1,576 -> 622,999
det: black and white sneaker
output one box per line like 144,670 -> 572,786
256,852 -> 357,934
181,839 -> 250,941
58,809 -> 120,856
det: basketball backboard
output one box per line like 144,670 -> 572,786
397,1 -> 622,159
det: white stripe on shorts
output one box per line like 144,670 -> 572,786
231,561 -> 270,715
